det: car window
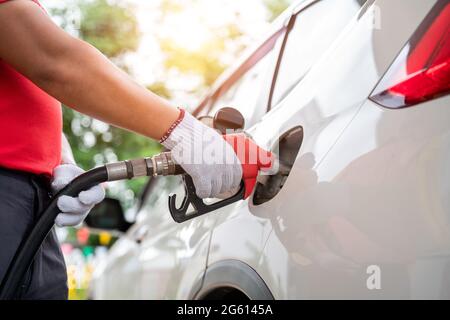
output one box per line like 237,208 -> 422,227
270,0 -> 365,108
209,46 -> 277,127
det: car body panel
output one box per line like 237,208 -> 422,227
253,0 -> 449,299
210,0 -> 447,299
259,95 -> 450,299
92,0 -> 449,299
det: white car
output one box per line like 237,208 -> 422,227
91,0 -> 450,299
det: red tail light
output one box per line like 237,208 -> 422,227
370,0 -> 450,109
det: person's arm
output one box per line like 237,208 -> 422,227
0,0 -> 179,140
0,0 -> 273,203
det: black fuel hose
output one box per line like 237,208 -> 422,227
0,150 -> 274,299
0,166 -> 108,300
0,152 -> 182,300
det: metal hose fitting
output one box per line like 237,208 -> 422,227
105,152 -> 183,181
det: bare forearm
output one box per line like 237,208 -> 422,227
40,39 -> 179,140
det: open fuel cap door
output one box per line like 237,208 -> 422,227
253,126 -> 303,205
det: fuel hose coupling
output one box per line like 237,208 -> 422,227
105,152 -> 183,182
151,152 -> 183,176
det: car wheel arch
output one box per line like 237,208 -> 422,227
191,260 -> 274,300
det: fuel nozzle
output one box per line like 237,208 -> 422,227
263,156 -> 291,176
104,152 -> 184,182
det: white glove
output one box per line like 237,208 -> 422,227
51,164 -> 105,227
161,110 -> 242,199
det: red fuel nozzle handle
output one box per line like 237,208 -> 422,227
223,133 -> 275,199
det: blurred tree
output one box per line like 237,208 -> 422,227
152,0 -> 250,101
151,0 -> 292,100
78,0 -> 140,59
263,0 -> 293,21
160,40 -> 227,88
146,82 -> 172,100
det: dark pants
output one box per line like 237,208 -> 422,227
0,167 -> 68,300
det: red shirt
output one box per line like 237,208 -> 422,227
0,0 -> 62,176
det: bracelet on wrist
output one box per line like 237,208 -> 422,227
159,108 -> 185,144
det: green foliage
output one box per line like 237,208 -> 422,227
155,0 -> 248,92
160,40 -> 227,87
146,82 -> 172,100
62,108 -> 161,200
78,0 -> 140,58
263,0 -> 293,21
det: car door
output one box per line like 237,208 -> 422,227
252,0 -> 444,299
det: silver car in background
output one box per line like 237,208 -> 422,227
91,0 -> 450,299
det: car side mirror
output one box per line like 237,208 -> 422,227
84,197 -> 132,232
213,107 -> 245,134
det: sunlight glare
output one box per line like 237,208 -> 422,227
162,9 -> 211,51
